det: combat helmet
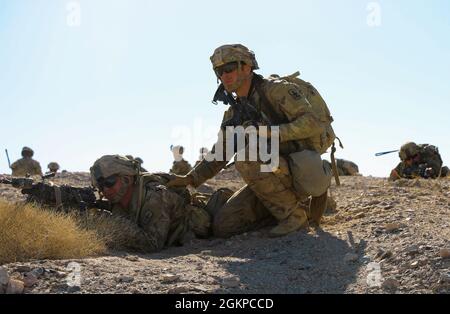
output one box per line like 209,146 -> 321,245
399,142 -> 420,161
170,145 -> 184,155
210,44 -> 259,71
48,162 -> 60,172
21,146 -> 34,157
90,155 -> 140,189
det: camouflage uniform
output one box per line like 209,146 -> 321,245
170,145 -> 192,175
336,159 -> 359,176
91,155 -> 210,253
10,147 -> 43,177
170,159 -> 193,176
390,142 -> 445,180
186,44 -> 333,238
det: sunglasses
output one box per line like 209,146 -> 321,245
215,62 -> 242,77
97,175 -> 118,189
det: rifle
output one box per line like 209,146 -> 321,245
213,83 -> 268,129
403,163 -> 433,179
0,173 -> 110,212
375,150 -> 399,157
5,149 -> 11,168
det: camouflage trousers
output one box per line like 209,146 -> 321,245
212,156 -> 309,238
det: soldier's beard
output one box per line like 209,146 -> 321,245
224,72 -> 252,93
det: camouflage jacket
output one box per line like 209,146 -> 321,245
11,158 -> 43,177
170,159 -> 193,176
188,74 -> 325,187
393,144 -> 443,179
111,174 -> 191,252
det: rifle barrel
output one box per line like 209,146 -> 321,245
375,150 -> 399,157
5,149 -> 11,168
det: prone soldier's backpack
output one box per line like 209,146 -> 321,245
418,144 -> 443,176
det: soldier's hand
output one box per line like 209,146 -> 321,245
389,169 -> 400,181
166,175 -> 194,188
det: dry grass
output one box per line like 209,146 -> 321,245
77,211 -> 156,253
0,200 -> 106,264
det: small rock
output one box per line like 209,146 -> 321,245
15,266 -> 32,273
439,272 -> 450,283
22,273 -> 38,288
385,223 -> 401,232
297,263 -> 313,270
55,271 -> 67,279
67,285 -> 81,293
406,245 -> 420,256
191,285 -> 211,293
439,249 -> 450,259
124,255 -> 139,262
380,250 -> 393,260
222,277 -> 240,288
382,278 -> 400,290
0,267 -> 9,286
167,285 -> 190,294
30,267 -> 45,278
160,274 -> 180,284
6,279 -> 25,294
344,253 -> 359,263
116,276 -> 134,283
355,212 -> 365,219
410,261 -> 419,268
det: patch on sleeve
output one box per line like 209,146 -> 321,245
288,88 -> 303,100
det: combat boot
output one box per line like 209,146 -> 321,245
269,208 -> 308,237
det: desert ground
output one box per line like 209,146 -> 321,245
0,168 -> 449,294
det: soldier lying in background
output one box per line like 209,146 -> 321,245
169,145 -> 192,175
389,142 -> 448,181
325,159 -> 360,176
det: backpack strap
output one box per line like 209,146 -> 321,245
135,175 -> 145,224
252,74 -> 286,125
134,173 -> 161,224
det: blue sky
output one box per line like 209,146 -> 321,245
0,0 -> 449,176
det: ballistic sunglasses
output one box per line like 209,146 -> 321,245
215,61 -> 243,77
97,175 -> 118,189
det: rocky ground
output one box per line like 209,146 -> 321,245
0,170 -> 449,294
